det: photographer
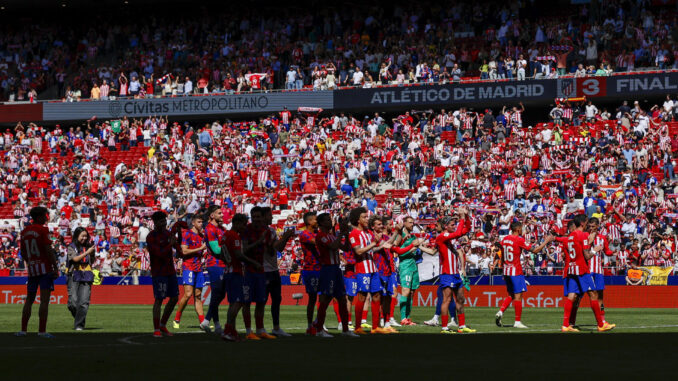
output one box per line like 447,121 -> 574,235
67,227 -> 96,331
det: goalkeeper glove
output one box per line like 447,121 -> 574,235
462,275 -> 471,291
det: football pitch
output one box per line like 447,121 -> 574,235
2,305 -> 677,379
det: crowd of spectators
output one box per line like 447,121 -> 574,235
3,0 -> 678,102
2,91 -> 678,281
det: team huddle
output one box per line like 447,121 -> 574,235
15,205 -> 615,339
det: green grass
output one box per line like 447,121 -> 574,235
2,305 -> 677,379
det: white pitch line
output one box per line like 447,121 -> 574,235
117,334 -> 147,345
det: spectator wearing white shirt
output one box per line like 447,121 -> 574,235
585,100 -> 598,121
183,76 -> 193,95
285,68 -> 296,90
129,75 -> 141,96
352,67 -> 364,86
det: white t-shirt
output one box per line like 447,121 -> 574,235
352,71 -> 364,85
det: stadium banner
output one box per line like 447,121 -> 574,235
643,266 -> 674,285
41,91 -> 334,121
2,285 -> 678,308
333,80 -> 557,110
0,102 -> 43,123
606,71 -> 678,97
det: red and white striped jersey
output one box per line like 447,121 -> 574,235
20,224 -> 54,276
349,228 -> 376,274
504,182 -> 516,200
589,233 -> 611,274
434,218 -> 470,275
564,230 -> 590,276
511,111 -> 522,125
501,234 -> 530,276
257,169 -> 269,183
393,163 -> 407,180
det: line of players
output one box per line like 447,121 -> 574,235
14,205 -> 615,338
150,205 -> 480,339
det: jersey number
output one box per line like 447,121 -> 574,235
567,242 -> 576,260
24,239 -> 40,259
503,245 -> 514,262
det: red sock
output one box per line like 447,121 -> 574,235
332,300 -> 341,323
458,313 -> 465,327
21,314 -> 29,332
255,314 -> 264,330
514,300 -> 522,322
590,300 -> 604,327
354,299 -> 365,327
389,300 -> 396,320
500,296 -> 512,313
174,311 -> 182,322
39,316 -> 47,333
600,303 -> 605,322
153,317 -> 160,330
371,300 -> 381,328
441,314 -> 449,328
563,299 -> 573,327
198,314 -> 204,323
362,305 -> 368,322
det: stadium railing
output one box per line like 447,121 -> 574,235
4,68 -> 677,105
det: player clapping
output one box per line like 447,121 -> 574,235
314,213 -> 359,338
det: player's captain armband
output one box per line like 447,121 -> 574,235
628,269 -> 643,281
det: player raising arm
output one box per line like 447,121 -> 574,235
314,213 -> 359,338
147,211 -> 180,338
495,221 -> 554,329
16,207 -> 59,338
561,214 -> 615,332
432,208 -> 475,334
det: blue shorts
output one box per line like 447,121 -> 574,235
206,266 -> 226,295
504,275 -> 527,294
356,272 -> 382,293
152,275 -> 179,300
245,272 -> 267,303
380,273 -> 397,296
344,276 -> 358,297
439,274 -> 464,289
182,270 -> 206,289
301,270 -> 320,295
563,274 -> 596,296
227,273 -> 250,304
27,274 -> 54,294
319,265 -> 346,298
591,273 -> 605,291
